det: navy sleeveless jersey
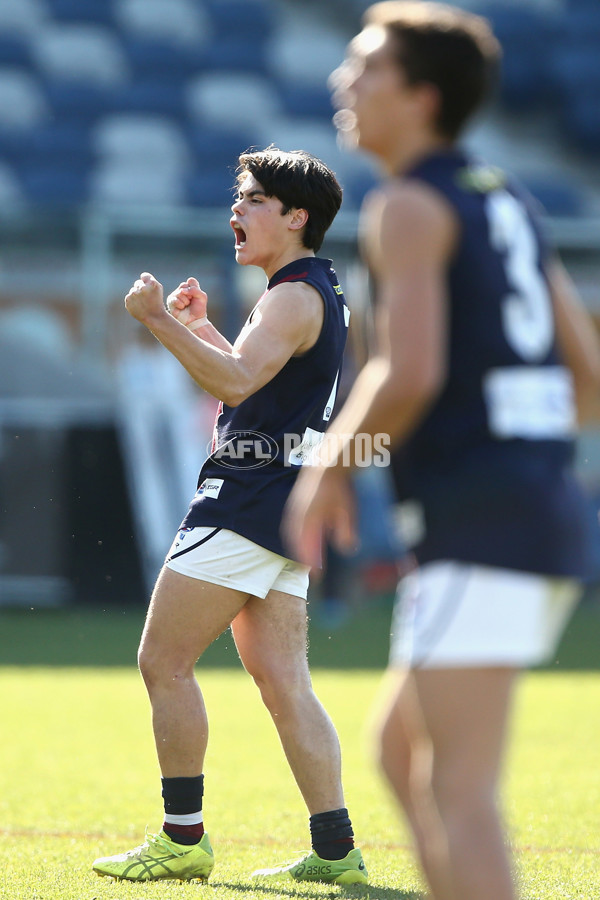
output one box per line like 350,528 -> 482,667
181,257 -> 349,558
389,148 -> 595,578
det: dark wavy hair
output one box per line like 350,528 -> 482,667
236,146 -> 343,252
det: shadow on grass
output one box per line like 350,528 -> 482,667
216,881 -> 421,900
1,586 -> 599,670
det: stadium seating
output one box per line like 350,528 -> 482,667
0,0 -> 48,36
278,81 -> 335,121
0,159 -> 26,210
0,67 -> 49,131
186,71 -> 283,132
44,0 -> 116,26
204,0 -> 276,39
188,124 -> 255,169
482,0 -> 600,158
92,113 -> 191,166
257,118 -> 341,169
23,121 -> 92,167
0,0 -> 595,212
483,4 -> 559,111
110,78 -> 187,120
89,112 -> 192,207
196,36 -> 270,76
0,305 -> 75,358
267,24 -> 347,88
551,6 -> 600,154
561,95 -> 600,155
0,34 -> 31,68
186,169 -> 238,208
114,0 -> 212,46
16,120 -> 92,206
43,81 -> 114,125
31,23 -> 130,87
89,159 -> 186,207
20,163 -> 89,207
120,35 -> 202,85
341,166 -> 380,210
522,174 -> 588,218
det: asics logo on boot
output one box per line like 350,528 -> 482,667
305,865 -> 332,877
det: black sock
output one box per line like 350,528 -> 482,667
161,775 -> 204,845
310,807 -> 355,860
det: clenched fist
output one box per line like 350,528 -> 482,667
124,272 -> 165,324
166,277 -> 208,328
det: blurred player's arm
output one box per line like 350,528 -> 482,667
548,258 -> 600,424
125,272 -> 322,407
320,180 -> 456,461
283,182 -> 456,566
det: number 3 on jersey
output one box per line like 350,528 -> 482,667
486,190 -> 554,362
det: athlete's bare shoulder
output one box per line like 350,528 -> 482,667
266,276 -> 321,304
360,177 -> 459,275
261,279 -> 324,354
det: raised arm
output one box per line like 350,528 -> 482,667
284,181 -> 457,567
125,272 -> 323,407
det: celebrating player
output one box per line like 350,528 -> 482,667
92,148 -> 367,885
285,5 -> 600,900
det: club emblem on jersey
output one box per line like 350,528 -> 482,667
208,431 -> 279,469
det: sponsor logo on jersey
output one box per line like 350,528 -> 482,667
196,478 -> 224,498
208,431 -> 278,469
286,427 -> 324,466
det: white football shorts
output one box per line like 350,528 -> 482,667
389,560 -> 581,669
165,526 -> 310,599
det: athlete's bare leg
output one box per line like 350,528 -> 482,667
232,589 -> 345,814
373,671 -> 454,900
138,565 -> 250,776
375,666 -> 518,900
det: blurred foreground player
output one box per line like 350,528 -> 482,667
285,5 -> 600,899
92,148 -> 367,885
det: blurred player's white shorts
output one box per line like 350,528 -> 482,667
165,526 -> 310,599
389,560 -> 581,669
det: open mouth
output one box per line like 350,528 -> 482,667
231,221 -> 247,249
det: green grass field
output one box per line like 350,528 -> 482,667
1,601 -> 599,899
